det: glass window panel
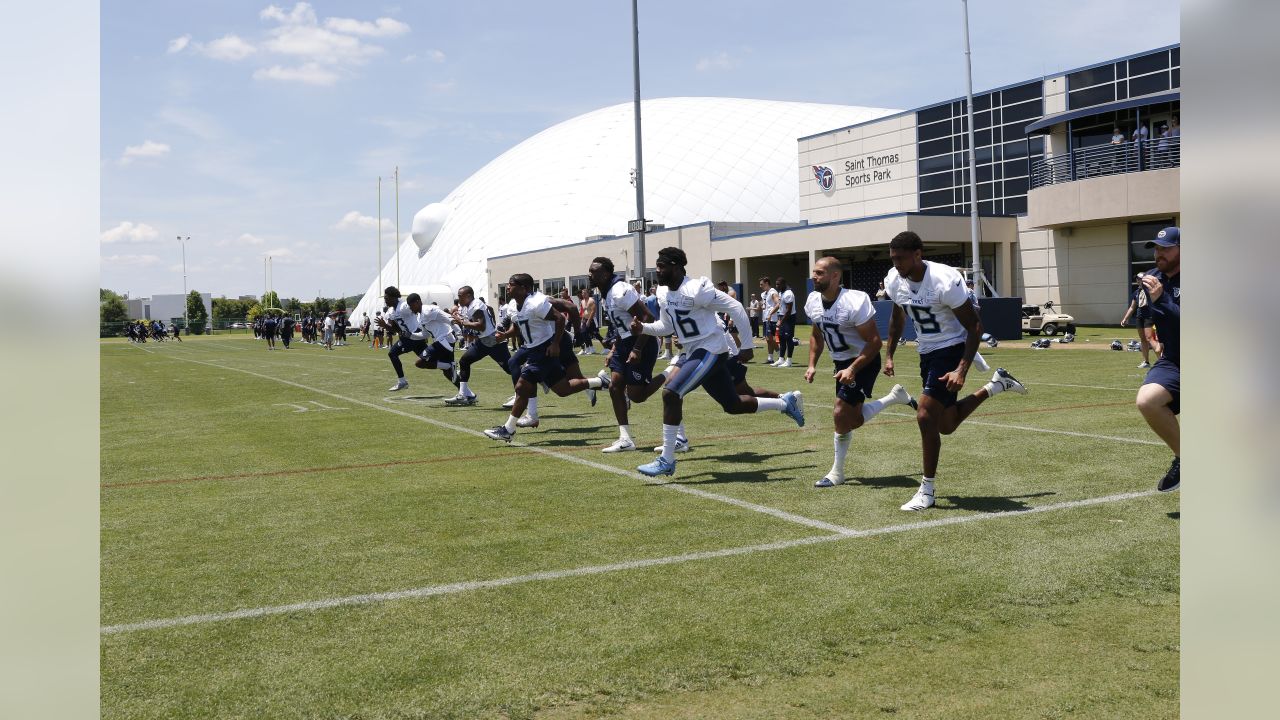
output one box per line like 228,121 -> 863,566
1004,177 -> 1029,197
1067,64 -> 1115,89
918,171 -> 955,192
975,146 -> 994,164
1003,159 -> 1029,178
1069,84 -> 1115,109
1128,71 -> 1170,97
1171,47 -> 1179,67
978,200 -> 996,215
975,110 -> 991,130
917,104 -> 951,125
919,137 -> 952,158
918,154 -> 954,174
1128,51 -> 1169,76
919,189 -> 954,209
975,93 -> 992,111
953,134 -> 969,152
975,128 -> 993,147
916,120 -> 951,142
1029,136 -> 1045,154
978,181 -> 996,201
1001,99 -> 1043,123
1171,67 -> 1179,88
1001,81 -> 1043,105
977,164 -> 994,183
1005,195 -> 1027,215
1002,140 -> 1029,160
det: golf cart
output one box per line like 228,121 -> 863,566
1022,301 -> 1075,336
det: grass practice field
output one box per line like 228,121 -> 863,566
101,330 -> 1178,719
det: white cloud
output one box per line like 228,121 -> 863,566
102,253 -> 162,267
216,233 -> 268,247
199,34 -> 256,61
260,3 -> 317,25
324,16 -> 410,37
695,51 -> 739,72
101,221 -> 160,244
167,35 -> 191,54
401,54 -> 417,63
427,49 -> 445,62
253,63 -> 340,86
120,140 -> 170,164
429,79 -> 456,93
333,210 -> 390,231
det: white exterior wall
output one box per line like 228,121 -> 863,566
799,113 -> 918,224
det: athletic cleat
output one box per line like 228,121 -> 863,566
602,438 -> 637,453
900,488 -> 935,511
515,414 -> 540,428
444,393 -> 478,407
780,358 -> 793,368
1156,457 -> 1180,492
887,383 -> 916,409
992,368 -> 1027,395
586,388 -> 597,406
653,437 -> 691,453
596,367 -> 612,388
815,475 -> 844,488
656,351 -> 670,361
637,456 -> 676,477
483,425 -> 515,442
501,394 -> 518,409
782,391 -> 805,427
1138,361 -> 1151,369
388,379 -> 408,392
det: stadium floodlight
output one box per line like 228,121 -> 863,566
177,236 -> 190,333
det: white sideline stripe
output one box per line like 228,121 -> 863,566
131,347 -> 852,536
876,410 -> 1164,446
100,489 -> 1159,635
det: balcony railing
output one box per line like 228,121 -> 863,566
1030,136 -> 1180,188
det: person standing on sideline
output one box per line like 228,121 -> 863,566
577,288 -> 601,356
805,257 -> 917,487
883,231 -> 1028,511
633,247 -> 804,478
772,277 -> 797,368
759,276 -> 781,364
323,312 -> 335,350
262,313 -> 278,351
748,294 -> 761,338
279,314 -> 294,349
1120,274 -> 1162,368
1135,227 -> 1181,492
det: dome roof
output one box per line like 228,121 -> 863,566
351,97 -> 895,317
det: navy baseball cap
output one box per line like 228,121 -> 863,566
1145,227 -> 1180,248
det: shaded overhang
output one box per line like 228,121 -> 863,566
1024,89 -> 1180,135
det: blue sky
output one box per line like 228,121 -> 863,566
100,1 -> 1178,300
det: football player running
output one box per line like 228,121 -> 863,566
805,256 -> 918,488
446,285 -> 513,407
632,247 -> 804,478
883,232 -> 1027,511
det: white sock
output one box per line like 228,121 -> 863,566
677,423 -> 687,440
504,414 -> 518,433
526,397 -> 538,417
619,425 -> 632,442
756,397 -> 786,413
830,431 -> 852,479
766,354 -> 774,363
982,380 -> 1003,397
861,398 -> 886,422
920,477 -> 935,495
662,424 -> 680,462
660,365 -> 677,379
587,376 -> 605,389
459,381 -> 471,396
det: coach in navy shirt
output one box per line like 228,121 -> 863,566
1135,226 -> 1181,492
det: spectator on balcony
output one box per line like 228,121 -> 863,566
1110,127 -> 1125,145
1169,115 -> 1179,137
1131,124 -> 1149,144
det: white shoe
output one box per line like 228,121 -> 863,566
887,383 -> 917,409
516,414 -> 539,428
991,367 -> 1027,395
1137,361 -> 1151,369
602,438 -> 637,453
901,488 -> 935,511
657,351 -> 670,360
389,379 -> 408,391
653,437 -> 691,453
780,358 -> 792,368
502,394 -> 518,409
576,349 -> 586,356
815,475 -> 844,488
972,352 -> 991,373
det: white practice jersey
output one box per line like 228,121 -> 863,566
804,288 -> 876,362
505,291 -> 557,347
386,299 -> 424,339
417,305 -> 456,346
720,315 -> 753,356
644,276 -> 750,356
761,287 -> 780,320
604,279 -> 643,340
463,298 -> 496,339
779,288 -> 796,320
884,260 -> 971,354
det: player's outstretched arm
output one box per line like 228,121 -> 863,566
806,326 -> 824,383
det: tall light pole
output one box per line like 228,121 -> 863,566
377,176 -> 383,293
395,165 -> 400,288
629,0 -> 647,284
177,236 -> 190,331
962,0 -> 984,295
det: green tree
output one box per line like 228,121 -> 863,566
262,291 -> 281,310
246,303 -> 263,324
312,296 -> 333,315
186,291 -> 209,335
100,292 -> 128,335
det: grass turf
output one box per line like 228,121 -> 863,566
101,333 -> 1178,718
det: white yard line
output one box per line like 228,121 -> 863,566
101,489 -> 1159,635
130,346 -> 852,535
875,410 -> 1164,446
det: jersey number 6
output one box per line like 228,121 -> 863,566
672,309 -> 700,338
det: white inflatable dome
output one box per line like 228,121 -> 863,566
350,97 -> 895,318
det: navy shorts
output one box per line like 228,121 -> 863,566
465,337 -> 511,365
833,354 -> 882,405
1143,358 -> 1180,415
510,338 -> 569,387
607,334 -> 659,386
729,359 -> 748,387
392,337 -> 428,357
422,341 -> 455,365
919,342 -> 966,408
664,348 -> 739,411
763,320 -> 777,337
